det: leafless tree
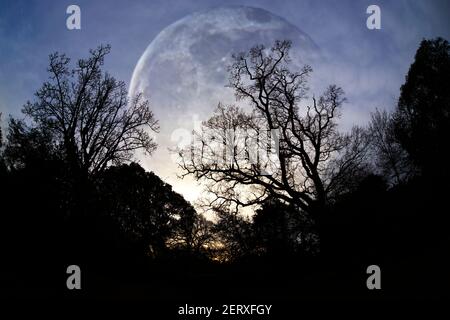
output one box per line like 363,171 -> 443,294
179,40 -> 369,218
368,109 -> 415,185
22,45 -> 158,177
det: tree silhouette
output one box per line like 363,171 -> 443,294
3,118 -> 60,170
180,40 -> 370,219
2,45 -> 161,239
167,210 -> 215,257
252,197 -> 317,257
367,109 -> 415,185
2,37 -> 449,301
97,163 -> 201,257
1,46 -> 162,291
20,45 -> 158,179
214,210 -> 254,261
393,37 -> 450,178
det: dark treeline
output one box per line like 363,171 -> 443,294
0,38 -> 449,300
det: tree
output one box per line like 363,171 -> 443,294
252,198 -> 316,256
2,45 -> 160,264
368,109 -> 415,185
167,210 -> 215,256
179,40 -> 369,219
19,45 -> 158,178
98,163 -> 201,257
211,206 -> 255,261
3,118 -> 61,170
393,37 -> 450,178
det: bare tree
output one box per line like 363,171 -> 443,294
22,45 -> 158,177
179,40 -> 369,217
368,109 -> 415,185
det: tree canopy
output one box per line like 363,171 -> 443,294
180,40 -> 370,217
12,45 -> 158,178
393,37 -> 450,178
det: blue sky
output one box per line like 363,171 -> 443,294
1,0 -> 449,125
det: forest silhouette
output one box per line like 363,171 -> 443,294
0,38 -> 449,301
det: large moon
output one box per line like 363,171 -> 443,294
129,6 -> 320,202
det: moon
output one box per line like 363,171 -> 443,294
129,6 -> 320,202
